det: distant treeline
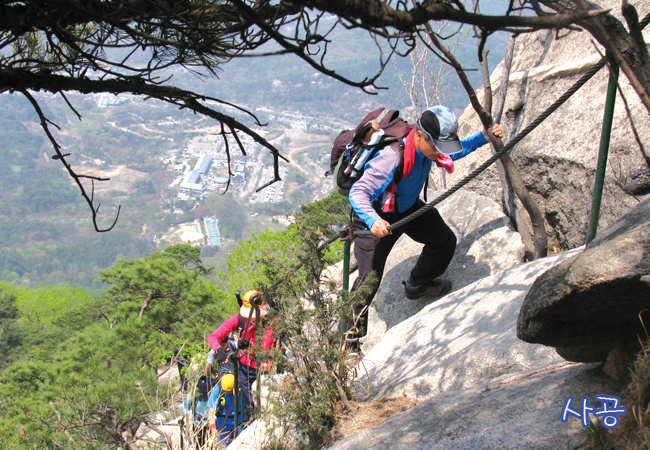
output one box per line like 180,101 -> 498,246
0,225 -> 154,287
0,95 -> 173,288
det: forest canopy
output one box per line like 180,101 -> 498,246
0,191 -> 353,448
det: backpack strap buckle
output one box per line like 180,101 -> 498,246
339,223 -> 356,242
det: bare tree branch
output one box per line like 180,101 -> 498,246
423,21 -> 548,259
479,3 -> 538,258
19,88 -> 121,232
291,0 -> 607,33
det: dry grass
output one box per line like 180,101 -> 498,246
331,397 -> 421,441
578,340 -> 650,449
71,164 -> 149,194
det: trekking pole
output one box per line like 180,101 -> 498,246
233,356 -> 239,439
342,239 -> 351,331
249,300 -> 263,411
178,418 -> 185,450
339,224 -> 355,335
340,224 -> 354,293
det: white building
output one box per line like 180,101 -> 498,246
179,170 -> 205,195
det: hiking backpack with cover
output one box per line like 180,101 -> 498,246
329,108 -> 414,196
214,388 -> 248,444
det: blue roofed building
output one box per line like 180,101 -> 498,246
179,170 -> 205,195
204,217 -> 222,247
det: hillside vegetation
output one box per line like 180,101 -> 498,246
0,192 -> 354,448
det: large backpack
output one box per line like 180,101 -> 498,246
329,108 -> 414,196
213,390 -> 248,445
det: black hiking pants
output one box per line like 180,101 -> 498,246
349,199 -> 456,337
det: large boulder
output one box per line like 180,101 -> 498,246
448,0 -> 650,251
325,250 -> 626,450
517,195 -> 650,362
362,189 -> 525,350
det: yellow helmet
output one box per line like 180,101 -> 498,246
221,374 -> 235,391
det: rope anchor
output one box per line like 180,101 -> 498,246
339,223 -> 356,242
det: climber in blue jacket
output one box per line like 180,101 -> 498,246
346,105 -> 502,346
207,373 -> 248,445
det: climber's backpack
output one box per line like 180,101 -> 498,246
329,108 -> 414,196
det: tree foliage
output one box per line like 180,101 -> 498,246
220,193 -> 349,297
0,283 -> 97,369
98,244 -> 229,349
206,193 -> 248,240
13,284 -> 94,325
0,244 -> 231,449
0,323 -> 159,450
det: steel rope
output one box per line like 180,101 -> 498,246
353,57 -> 608,237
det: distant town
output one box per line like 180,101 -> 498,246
167,130 -> 292,204
151,105 -> 348,249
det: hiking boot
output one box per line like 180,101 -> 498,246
402,278 -> 452,300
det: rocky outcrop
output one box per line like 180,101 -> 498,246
325,250 -> 625,450
328,363 -> 622,450
321,175 -> 645,449
357,249 -> 577,402
517,195 -> 650,362
449,0 -> 650,251
363,189 -> 525,351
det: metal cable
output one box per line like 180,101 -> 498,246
352,11 -> 650,238
353,57 -> 608,237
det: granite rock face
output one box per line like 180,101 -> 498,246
323,250 -> 626,450
517,196 -> 650,362
362,189 -> 525,351
447,0 -> 650,251
327,363 -> 623,450
357,250 -> 577,402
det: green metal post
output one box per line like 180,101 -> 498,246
586,58 -> 619,245
341,239 -> 351,334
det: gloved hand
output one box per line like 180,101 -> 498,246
237,339 -> 251,349
216,347 -> 228,363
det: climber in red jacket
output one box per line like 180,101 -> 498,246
207,290 -> 275,409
